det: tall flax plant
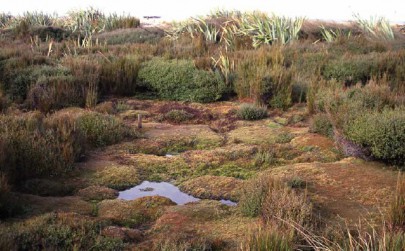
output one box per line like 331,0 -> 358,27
64,7 -> 106,48
354,14 -> 395,40
236,12 -> 304,48
0,13 -> 13,28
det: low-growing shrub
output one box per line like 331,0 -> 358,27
0,60 -> 60,102
27,75 -> 85,112
0,213 -> 125,250
164,109 -> 195,123
275,132 -> 294,144
343,108 -> 405,164
309,113 -> 334,137
97,28 -> 164,45
237,103 -> 267,120
77,112 -> 132,147
138,58 -> 226,102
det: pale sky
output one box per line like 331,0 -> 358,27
1,0 -> 405,23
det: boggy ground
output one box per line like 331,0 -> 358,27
3,99 -> 400,250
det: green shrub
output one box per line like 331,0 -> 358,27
344,108 -> 405,164
77,112 -> 132,147
237,103 -> 267,120
275,132 -> 294,144
138,58 -> 226,102
100,56 -> 141,96
0,58 -> 58,101
0,213 -> 125,250
309,113 -> 334,137
164,109 -> 195,123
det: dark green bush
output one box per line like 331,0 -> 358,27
0,56 -> 52,101
344,108 -> 405,165
77,112 -> 132,147
100,56 -> 141,96
322,54 -> 378,85
237,103 -> 267,120
309,113 -> 334,137
29,26 -> 71,42
138,58 -> 226,102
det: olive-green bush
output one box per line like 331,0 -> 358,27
138,58 -> 226,102
309,113 -> 334,137
344,108 -> 405,165
77,112 -> 132,147
237,103 -> 267,120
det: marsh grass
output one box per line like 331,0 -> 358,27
388,174 -> 405,231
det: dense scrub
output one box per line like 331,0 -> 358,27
0,110 -> 133,185
138,58 -> 226,102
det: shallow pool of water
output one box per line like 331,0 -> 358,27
118,181 -> 237,206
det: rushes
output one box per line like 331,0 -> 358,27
388,173 -> 405,231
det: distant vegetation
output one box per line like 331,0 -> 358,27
0,7 -> 405,250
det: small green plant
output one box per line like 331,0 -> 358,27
309,113 -> 334,138
254,148 -> 277,166
237,103 -> 267,120
164,109 -> 195,123
275,132 -> 294,144
77,112 -> 132,147
287,177 -> 306,189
